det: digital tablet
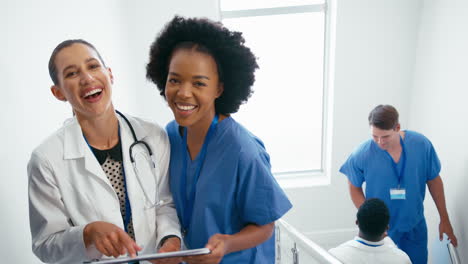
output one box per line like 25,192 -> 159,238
83,248 -> 211,264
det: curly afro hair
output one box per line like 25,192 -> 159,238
146,15 -> 258,115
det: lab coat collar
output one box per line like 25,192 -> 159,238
116,113 -> 150,143
63,117 -> 87,160
354,236 -> 385,246
62,113 -> 150,186
62,117 -> 108,184
62,113 -> 150,159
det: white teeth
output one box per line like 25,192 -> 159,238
84,88 -> 102,97
176,104 -> 196,111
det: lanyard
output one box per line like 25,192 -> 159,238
384,136 -> 406,188
83,124 -> 133,233
121,165 -> 132,233
355,239 -> 383,247
180,115 -> 219,233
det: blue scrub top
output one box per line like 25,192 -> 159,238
166,117 -> 292,264
340,130 -> 440,232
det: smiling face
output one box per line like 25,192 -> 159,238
51,43 -> 114,120
370,124 -> 400,150
165,48 -> 223,131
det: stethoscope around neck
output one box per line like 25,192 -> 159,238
115,110 -> 166,209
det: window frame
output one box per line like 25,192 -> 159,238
217,0 -> 335,187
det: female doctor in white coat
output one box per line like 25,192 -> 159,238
27,39 -> 181,264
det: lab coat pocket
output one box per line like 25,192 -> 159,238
60,179 -> 102,223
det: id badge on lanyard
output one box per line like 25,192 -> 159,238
389,136 -> 407,200
390,188 -> 406,200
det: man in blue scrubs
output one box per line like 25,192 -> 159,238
340,105 -> 457,264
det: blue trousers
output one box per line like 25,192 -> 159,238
388,218 -> 428,264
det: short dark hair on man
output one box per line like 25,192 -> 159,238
368,104 -> 399,130
357,198 -> 390,240
146,15 -> 259,115
48,39 -> 106,85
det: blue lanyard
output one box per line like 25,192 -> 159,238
180,115 -> 219,233
121,166 -> 132,233
83,125 -> 133,233
384,136 -> 406,188
355,239 -> 382,247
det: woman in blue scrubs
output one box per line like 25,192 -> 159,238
146,16 -> 293,264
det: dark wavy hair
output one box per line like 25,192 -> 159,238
368,104 -> 399,130
48,39 -> 106,85
146,16 -> 258,115
357,198 -> 390,240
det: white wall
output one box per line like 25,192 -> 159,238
282,0 -> 422,249
0,1 -> 216,262
119,0 -> 220,124
410,0 -> 468,262
4,0 -> 460,262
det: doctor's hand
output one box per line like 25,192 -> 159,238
150,237 -> 182,264
440,220 -> 458,247
182,234 -> 230,264
83,221 -> 142,258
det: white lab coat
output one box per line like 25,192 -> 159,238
28,114 -> 181,264
329,236 -> 411,264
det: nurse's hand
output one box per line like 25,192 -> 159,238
440,220 -> 458,247
183,234 -> 230,264
150,237 -> 182,264
83,221 -> 142,258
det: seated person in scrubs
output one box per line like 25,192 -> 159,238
28,39 -> 181,264
329,198 -> 411,264
146,16 -> 293,264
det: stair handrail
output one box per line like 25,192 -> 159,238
277,219 -> 342,264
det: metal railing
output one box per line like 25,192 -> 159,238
275,219 -> 462,264
275,219 -> 342,264
448,243 -> 461,264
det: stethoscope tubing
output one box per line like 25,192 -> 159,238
116,110 -> 163,209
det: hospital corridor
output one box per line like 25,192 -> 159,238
1,0 -> 467,263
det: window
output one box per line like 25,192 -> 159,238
219,0 -> 330,180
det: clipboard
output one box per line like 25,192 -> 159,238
83,248 -> 211,264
